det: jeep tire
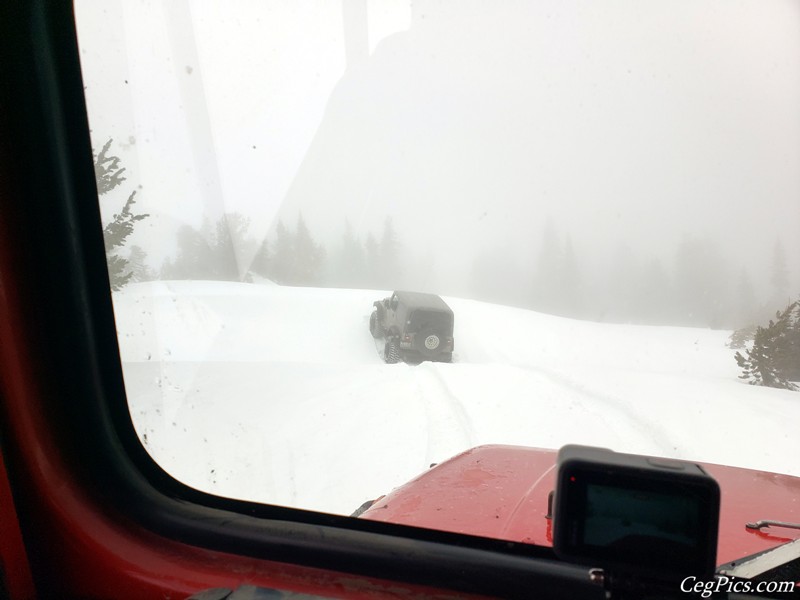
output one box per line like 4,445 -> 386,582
385,339 -> 400,364
369,310 -> 382,338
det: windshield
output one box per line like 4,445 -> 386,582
408,310 -> 452,334
73,0 -> 799,537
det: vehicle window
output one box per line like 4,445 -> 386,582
73,0 -> 799,535
408,311 -> 450,333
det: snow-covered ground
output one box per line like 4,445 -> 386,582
113,281 -> 799,515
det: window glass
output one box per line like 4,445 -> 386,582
74,0 -> 800,526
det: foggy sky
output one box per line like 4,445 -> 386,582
75,0 -> 800,305
279,0 -> 800,294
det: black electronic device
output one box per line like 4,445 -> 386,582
552,445 -> 720,582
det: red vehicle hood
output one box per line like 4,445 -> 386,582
361,445 -> 800,566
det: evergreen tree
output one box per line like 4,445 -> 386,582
159,256 -> 176,279
271,220 -> 295,285
250,237 -> 271,279
293,213 -> 325,285
735,300 -> 799,391
213,213 -> 253,281
93,139 -> 149,290
94,138 -> 126,195
774,301 -> 800,381
162,214 -> 255,281
162,223 -> 214,280
102,191 -> 149,289
127,245 -> 154,282
735,324 -> 785,389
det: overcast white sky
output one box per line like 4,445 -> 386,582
74,0 -> 799,298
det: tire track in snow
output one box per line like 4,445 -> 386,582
512,360 -> 677,454
414,362 -> 477,466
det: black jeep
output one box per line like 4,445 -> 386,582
370,291 -> 454,364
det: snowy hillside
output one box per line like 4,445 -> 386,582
113,281 -> 799,515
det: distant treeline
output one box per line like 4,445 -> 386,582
119,209 -> 794,332
95,140 -> 794,331
157,212 -> 403,290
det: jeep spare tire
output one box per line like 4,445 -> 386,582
424,334 -> 440,350
417,330 -> 442,356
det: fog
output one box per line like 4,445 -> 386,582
76,0 -> 800,326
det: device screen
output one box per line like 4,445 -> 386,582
584,483 -> 700,551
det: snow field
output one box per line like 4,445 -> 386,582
114,281 -> 800,515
